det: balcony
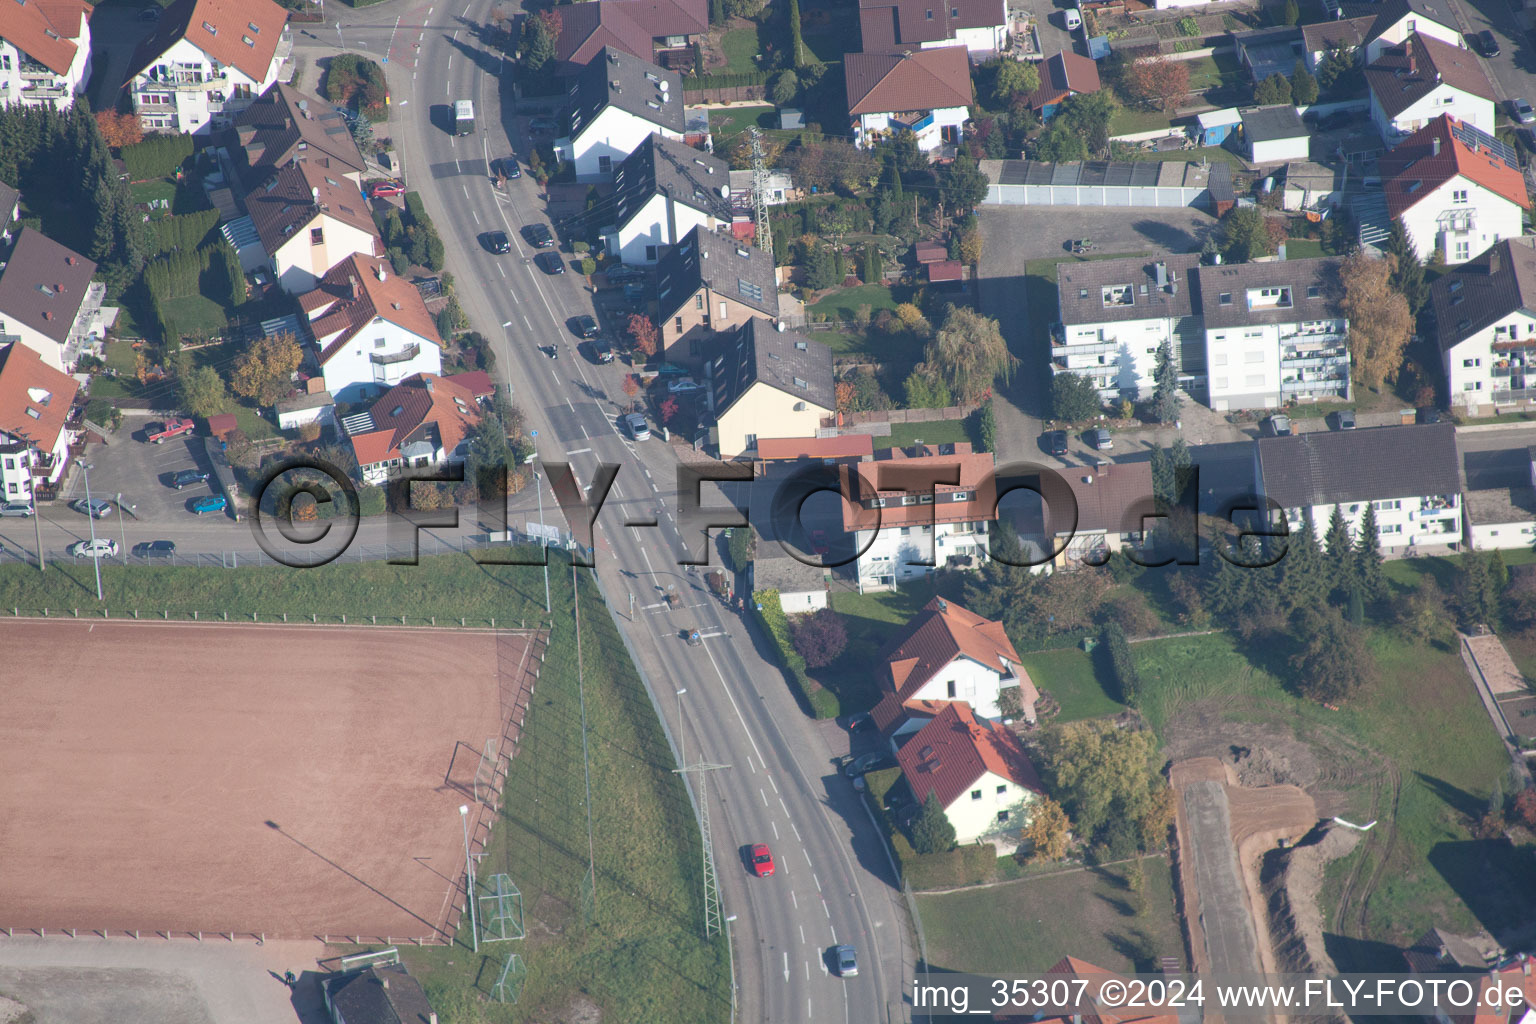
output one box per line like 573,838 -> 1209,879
20,83 -> 69,100
371,343 -> 422,366
1281,375 -> 1347,396
1281,350 -> 1348,370
18,64 -> 56,81
890,111 -> 935,134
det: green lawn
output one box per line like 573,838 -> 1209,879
877,418 -> 972,451
0,555 -> 728,1021
160,293 -> 230,337
808,283 -> 898,321
229,403 -> 278,440
1121,145 -> 1244,168
1183,51 -> 1245,92
1109,108 -> 1175,137
917,856 -> 1183,974
706,103 -> 778,145
1282,237 -> 1325,259
826,588 -> 934,710
1019,647 -> 1128,722
128,177 -> 176,210
720,27 -> 763,74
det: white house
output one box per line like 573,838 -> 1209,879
0,228 -> 104,374
1463,447 -> 1536,551
1240,104 -> 1311,164
894,702 -> 1043,848
706,319 -> 831,458
857,0 -> 1007,56
1430,237 -> 1536,415
555,48 -> 684,182
246,160 -> 381,293
844,442 -> 997,593
343,372 -> 494,486
1381,116 -> 1529,265
0,341 -> 78,505
0,0 -> 92,110
127,0 -> 291,135
1362,0 -> 1463,63
601,134 -> 732,265
1255,423 -> 1464,556
877,596 -> 1031,723
299,254 -> 444,404
1200,257 -> 1351,411
1366,33 -> 1495,143
1053,253 -> 1203,402
845,48 -> 973,153
274,390 -> 336,432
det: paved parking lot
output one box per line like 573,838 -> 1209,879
65,416 -> 222,525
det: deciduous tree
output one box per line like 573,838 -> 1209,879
1036,720 -> 1165,845
789,608 -> 848,667
178,364 -> 226,418
1290,605 -> 1375,702
1051,371 -> 1102,421
94,110 -> 142,149
1023,796 -> 1072,861
231,331 -> 303,406
994,60 -> 1041,105
1120,54 -> 1191,112
926,306 -> 1017,405
627,314 -> 658,358
1340,250 -> 1412,390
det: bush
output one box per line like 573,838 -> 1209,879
681,71 -> 770,91
150,209 -> 219,256
1100,622 -> 1142,705
910,791 -> 958,854
788,609 -> 848,667
120,134 -> 193,181
968,399 -> 996,452
751,591 -> 840,718
325,53 -> 388,119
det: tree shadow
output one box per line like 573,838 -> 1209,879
1106,927 -> 1163,971
1413,771 -> 1488,820
1428,838 -> 1536,940
1322,931 -> 1408,973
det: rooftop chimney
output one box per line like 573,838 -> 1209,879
65,256 -> 76,266
375,262 -> 386,282
425,378 -> 434,393
937,598 -> 947,612
1407,46 -> 1416,75
1490,248 -> 1502,275
1432,136 -> 1441,156
311,186 -> 320,203
348,274 -> 358,300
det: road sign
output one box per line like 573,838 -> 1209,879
526,522 -> 561,544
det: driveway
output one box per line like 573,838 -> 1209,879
1180,780 -> 1264,978
63,414 -> 219,525
84,3 -> 162,111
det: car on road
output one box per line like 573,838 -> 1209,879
69,538 -> 117,559
493,156 -> 522,180
132,540 -> 177,559
1086,427 -> 1113,450
0,500 -> 34,517
534,251 -> 565,275
528,116 -> 558,135
667,377 -> 705,394
590,336 -> 615,363
1476,29 -> 1500,56
1042,429 -> 1068,456
1335,409 -> 1357,430
484,230 -> 512,254
189,494 -> 227,516
1265,413 -> 1292,436
170,469 -> 210,489
367,180 -> 406,199
749,843 -> 775,877
603,264 -> 646,284
522,223 -> 555,249
1511,98 -> 1536,124
810,529 -> 830,556
621,412 -> 651,441
71,497 -> 113,518
571,314 -> 600,338
844,751 -> 896,777
834,945 -> 858,977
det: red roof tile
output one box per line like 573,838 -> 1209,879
129,0 -> 288,86
555,0 -> 707,68
350,373 -> 482,468
927,260 -> 963,282
303,254 -> 441,364
755,435 -> 874,462
1001,957 -> 1181,1024
0,0 -> 91,76
0,342 -> 78,452
914,241 -> 947,263
840,443 -> 997,532
882,596 -> 1021,702
896,703 -> 1042,809
1026,50 -> 1101,112
1381,114 -> 1530,219
845,48 -> 973,117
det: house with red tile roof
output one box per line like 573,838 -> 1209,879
243,160 -> 382,293
1380,115 -> 1530,264
553,0 -> 708,75
755,434 -> 874,465
298,254 -> 443,404
993,957 -> 1182,1024
127,0 -> 290,136
0,0 -> 93,110
0,227 -> 104,374
896,701 -> 1042,846
1025,51 -> 1101,119
1366,33 -> 1495,144
0,342 -> 79,504
343,372 -> 493,485
877,596 -> 1034,725
226,82 -> 368,191
857,0 -> 1007,57
1403,932 -> 1536,1024
845,48 -> 973,153
840,441 -> 996,592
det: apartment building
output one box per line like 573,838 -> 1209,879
0,0 -> 92,110
555,48 -> 684,182
655,225 -> 779,362
1431,237 -> 1536,415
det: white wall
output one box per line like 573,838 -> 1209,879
0,317 -> 67,374
271,216 -> 381,294
1284,496 -> 1462,553
1055,315 -> 1176,400
920,23 -> 1008,54
855,105 -> 969,152
317,320 -> 443,404
1251,135 -> 1311,163
1372,86 -> 1493,144
903,654 -> 1015,720
1365,17 -> 1463,63
941,770 -> 1038,846
132,35 -> 281,135
1471,518 -> 1536,550
777,588 -> 828,613
1401,176 -> 1522,265
562,108 -> 683,182
605,194 -> 721,265
1206,316 -> 1349,410
854,521 -> 990,592
0,11 -> 91,110
1442,311 -> 1536,410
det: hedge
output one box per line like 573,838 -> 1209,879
1101,622 -> 1141,705
143,241 -> 242,340
682,71 -> 770,91
121,134 -> 193,181
751,590 -> 840,719
150,209 -> 219,256
862,767 -> 999,890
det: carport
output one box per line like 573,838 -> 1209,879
982,158 -> 1228,208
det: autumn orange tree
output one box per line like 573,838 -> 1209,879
1119,55 -> 1190,113
95,110 -> 143,149
628,314 -> 658,358
1339,251 -> 1412,390
231,331 -> 303,406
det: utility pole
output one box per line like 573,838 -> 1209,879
749,127 -> 773,258
80,461 -> 102,602
672,762 -> 730,937
524,429 -> 549,614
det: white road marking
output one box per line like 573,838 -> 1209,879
812,872 -> 821,891
445,80 -> 450,97
808,997 -> 813,1018
783,953 -> 790,983
446,55 -> 452,69
829,925 -> 837,942
472,209 -> 480,225
799,925 -> 805,944
822,900 -> 830,919
497,265 -> 506,278
805,961 -> 810,981
790,889 -> 797,908
461,184 -> 469,199
566,447 -> 593,456
791,822 -> 802,842
759,788 -> 768,807
779,796 -> 789,815
522,314 -> 532,329
462,1 -> 470,13
768,775 -> 779,794
771,820 -> 779,839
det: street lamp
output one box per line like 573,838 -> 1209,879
675,688 -> 687,768
79,462 -> 103,602
459,804 -> 478,953
724,913 -> 739,1023
524,430 -> 550,614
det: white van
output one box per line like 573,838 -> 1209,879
1065,7 -> 1082,30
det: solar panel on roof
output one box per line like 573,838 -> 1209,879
1080,162 -> 1108,186
1024,161 -> 1056,184
1105,162 -> 1135,186
1450,118 -> 1517,167
998,160 -> 1030,185
1051,162 -> 1083,186
1131,163 -> 1162,186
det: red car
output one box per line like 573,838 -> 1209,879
367,180 -> 406,198
749,843 -> 775,877
810,530 -> 830,556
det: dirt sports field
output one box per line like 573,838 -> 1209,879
0,619 -> 539,942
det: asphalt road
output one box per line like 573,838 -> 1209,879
1181,781 -> 1262,980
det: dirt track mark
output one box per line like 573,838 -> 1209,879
1329,761 -> 1401,963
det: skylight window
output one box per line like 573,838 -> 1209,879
202,20 -> 217,34
248,21 -> 261,32
24,407 -> 40,419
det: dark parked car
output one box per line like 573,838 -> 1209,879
1518,127 -> 1536,154
1477,30 -> 1500,56
493,156 -> 521,179
1043,429 -> 1068,456
590,336 -> 615,363
603,264 -> 646,284
1417,406 -> 1442,424
170,469 -> 210,489
485,230 -> 511,254
522,223 -> 554,249
844,751 -> 896,777
132,540 -> 177,559
571,314 -> 599,338
535,251 -> 565,275
528,116 -> 558,135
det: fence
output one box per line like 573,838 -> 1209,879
680,84 -> 766,104
840,403 -> 977,426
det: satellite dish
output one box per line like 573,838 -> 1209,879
719,184 -> 729,198
659,80 -> 669,92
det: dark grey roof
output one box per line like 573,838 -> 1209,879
1240,103 -> 1308,143
1368,0 -> 1460,43
1256,423 -> 1461,508
323,964 -> 436,1024
0,228 -> 98,345
709,318 -> 834,416
1195,257 -> 1343,330
656,225 -> 778,322
569,47 -> 685,142
1186,440 -> 1261,518
1429,237 -> 1536,353
229,83 -> 366,190
752,549 -> 827,594
609,134 -> 732,233
0,180 -> 18,236
1057,253 -> 1202,326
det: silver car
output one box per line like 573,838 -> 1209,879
71,497 -> 113,518
0,500 -> 34,517
621,412 -> 651,441
68,538 -> 118,559
834,945 -> 858,977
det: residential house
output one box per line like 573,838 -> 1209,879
845,48 -> 973,152
655,225 -> 779,362
1302,16 -> 1374,71
753,548 -> 829,613
856,0 -> 1008,57
894,701 -> 1043,846
1233,26 -> 1304,83
1366,33 -> 1495,143
0,341 -> 78,504
322,962 -> 436,1024
601,134 -> 732,266
1280,160 -> 1344,212
1200,257 -> 1350,411
1462,446 -> 1536,550
706,318 -> 833,458
1430,237 -> 1536,414
127,0 -> 291,135
0,228 -> 103,374
1380,115 -> 1528,265
553,0 -> 707,75
1053,253 -> 1203,402
1024,50 -> 1101,120
555,48 -> 684,182
1362,0 -> 1463,62
1038,459 -> 1157,570
342,372 -> 492,486
226,82 -> 368,191
1240,104 -> 1311,163
842,441 -> 997,592
755,434 -> 873,466
0,180 -> 18,246
1255,422 -> 1463,555
1403,930 -> 1536,1024
0,0 -> 92,110
298,253 -> 443,403
993,956 -> 1182,1024
878,596 -> 1031,723
245,159 -> 381,293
